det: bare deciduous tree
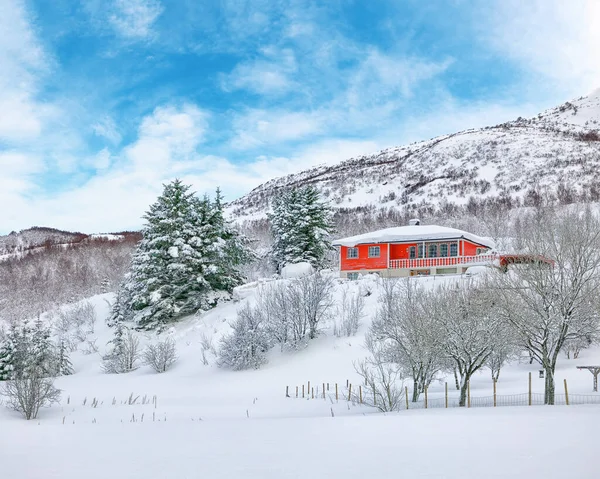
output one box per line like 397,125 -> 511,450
353,334 -> 405,412
2,374 -> 61,420
102,328 -> 141,374
434,283 -> 503,407
493,207 -> 600,404
143,337 -> 178,373
334,286 -> 364,337
370,278 -> 442,402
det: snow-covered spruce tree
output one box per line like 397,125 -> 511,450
269,185 -> 334,271
108,180 -> 250,331
0,321 -> 62,380
217,302 -> 270,370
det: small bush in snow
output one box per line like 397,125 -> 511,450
143,337 -> 177,373
333,288 -> 364,337
1,373 -> 61,420
353,357 -> 405,413
102,328 -> 141,374
217,303 -> 270,371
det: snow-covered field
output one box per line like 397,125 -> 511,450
1,274 -> 599,478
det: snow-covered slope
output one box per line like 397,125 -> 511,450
1,274 -> 598,478
228,90 -> 600,222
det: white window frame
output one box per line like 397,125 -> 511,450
368,246 -> 380,258
347,247 -> 359,259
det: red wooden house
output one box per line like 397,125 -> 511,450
332,222 -> 496,279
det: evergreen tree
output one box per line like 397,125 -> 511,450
0,321 -> 59,379
54,339 -> 74,376
108,180 -> 251,331
269,185 -> 334,271
0,334 -> 15,380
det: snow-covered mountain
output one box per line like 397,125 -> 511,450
0,227 -> 141,261
228,89 -> 600,222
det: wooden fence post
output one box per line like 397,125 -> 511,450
564,379 -> 569,406
405,386 -> 409,410
359,385 -> 363,404
335,383 -> 338,401
348,384 -> 352,401
327,383 -> 329,391
296,386 -> 298,398
308,381 -> 310,395
312,387 -> 314,399
424,386 -> 428,409
286,386 -> 289,398
493,379 -> 497,407
373,386 -> 377,406
467,380 -> 471,408
302,384 -> 305,398
528,372 -> 532,406
445,382 -> 448,408
323,383 -> 325,399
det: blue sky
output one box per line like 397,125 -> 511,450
0,0 -> 598,233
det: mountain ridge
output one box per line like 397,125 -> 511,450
227,89 -> 600,223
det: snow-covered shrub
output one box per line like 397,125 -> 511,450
199,332 -> 216,366
217,303 -> 270,371
264,272 -> 335,346
1,374 -> 61,420
333,287 -> 364,337
143,337 -> 177,373
281,262 -> 314,279
102,328 -> 141,374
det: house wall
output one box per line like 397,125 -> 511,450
340,244 -> 388,271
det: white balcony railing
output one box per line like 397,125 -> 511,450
388,254 -> 498,270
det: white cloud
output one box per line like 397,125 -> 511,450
482,0 -> 600,98
346,50 -> 453,108
230,109 -> 323,149
109,0 -> 163,39
92,116 -> 122,144
221,47 -> 297,95
0,0 -> 51,142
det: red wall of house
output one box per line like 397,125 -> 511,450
389,243 -> 416,259
340,244 -> 389,271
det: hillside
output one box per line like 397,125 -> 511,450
1,275 -> 598,478
228,89 -> 600,223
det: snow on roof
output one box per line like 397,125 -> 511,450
332,225 -> 494,248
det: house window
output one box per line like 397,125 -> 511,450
368,246 -> 380,258
409,246 -> 416,259
440,244 -> 448,257
418,244 -> 424,258
347,247 -> 359,259
347,272 -> 359,280
450,243 -> 458,257
428,244 -> 438,258
476,247 -> 489,255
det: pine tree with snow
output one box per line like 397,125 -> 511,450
0,334 -> 15,380
269,185 -> 334,271
204,187 -> 253,292
54,339 -> 73,376
108,180 -> 251,331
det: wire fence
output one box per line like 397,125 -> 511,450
285,380 -> 600,411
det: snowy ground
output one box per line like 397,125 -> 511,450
1,273 -> 599,478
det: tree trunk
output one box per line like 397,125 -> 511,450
459,379 -> 468,407
544,366 -> 555,405
412,380 -> 420,403
453,369 -> 460,390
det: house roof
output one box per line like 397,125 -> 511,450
332,225 -> 495,248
